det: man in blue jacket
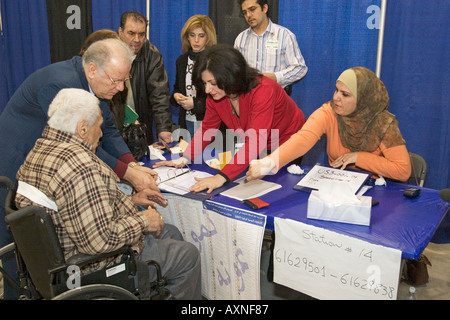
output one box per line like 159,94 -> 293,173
0,38 -> 160,298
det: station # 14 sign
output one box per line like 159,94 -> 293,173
273,217 -> 402,300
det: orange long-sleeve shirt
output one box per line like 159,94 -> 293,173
270,102 -> 411,182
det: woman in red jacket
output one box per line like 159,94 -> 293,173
155,44 -> 305,193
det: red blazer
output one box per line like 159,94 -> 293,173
184,76 -> 305,181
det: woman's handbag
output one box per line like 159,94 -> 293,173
121,123 -> 149,161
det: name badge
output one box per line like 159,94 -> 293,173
265,40 -> 279,49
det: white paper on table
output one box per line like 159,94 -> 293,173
158,170 -> 212,195
295,164 -> 370,194
148,145 -> 166,160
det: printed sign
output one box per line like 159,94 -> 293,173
157,194 -> 266,300
274,218 -> 402,300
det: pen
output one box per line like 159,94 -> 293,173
160,140 -> 169,150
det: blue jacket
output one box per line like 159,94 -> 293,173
0,56 -> 131,183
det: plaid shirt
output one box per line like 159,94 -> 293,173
16,126 -> 148,272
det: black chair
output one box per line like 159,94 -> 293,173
408,152 -> 427,187
0,176 -> 171,300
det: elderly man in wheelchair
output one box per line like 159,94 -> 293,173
0,88 -> 201,300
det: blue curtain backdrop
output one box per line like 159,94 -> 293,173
0,0 -> 50,113
381,0 -> 450,192
279,0 -> 380,165
280,0 -> 380,113
0,0 -> 448,190
91,0 -> 146,31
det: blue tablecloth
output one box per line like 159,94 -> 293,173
143,155 -> 449,260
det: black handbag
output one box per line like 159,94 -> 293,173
121,123 -> 149,161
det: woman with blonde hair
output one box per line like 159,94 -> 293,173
170,15 -> 217,139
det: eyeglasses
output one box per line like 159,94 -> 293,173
103,70 -> 132,85
241,6 -> 259,17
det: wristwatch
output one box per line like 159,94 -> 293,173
128,162 -> 140,168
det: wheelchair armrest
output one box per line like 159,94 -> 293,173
66,246 -> 132,267
0,242 -> 16,260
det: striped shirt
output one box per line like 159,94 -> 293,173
234,20 -> 308,88
16,126 -> 148,273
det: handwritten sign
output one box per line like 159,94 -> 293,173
294,164 -> 370,194
157,194 -> 266,300
273,218 -> 402,300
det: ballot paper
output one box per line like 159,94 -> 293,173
148,145 -> 166,160
294,164 -> 370,194
169,139 -> 189,154
157,170 -> 213,195
220,179 -> 281,201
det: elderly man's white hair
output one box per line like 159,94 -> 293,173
48,88 -> 100,134
82,38 -> 133,72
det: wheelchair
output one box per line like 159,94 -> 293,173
0,176 -> 172,300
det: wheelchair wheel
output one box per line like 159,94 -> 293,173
52,284 -> 138,300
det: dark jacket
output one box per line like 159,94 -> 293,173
170,50 -> 206,129
129,40 -> 172,143
0,56 -> 132,183
0,56 -> 134,248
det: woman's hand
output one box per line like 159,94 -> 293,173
153,157 -> 189,169
132,188 -> 168,209
331,152 -> 358,170
190,174 -> 227,194
175,93 -> 194,111
246,157 -> 276,181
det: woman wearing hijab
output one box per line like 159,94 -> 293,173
171,15 -> 217,139
246,66 -> 411,182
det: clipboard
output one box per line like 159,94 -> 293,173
293,164 -> 371,194
184,181 -> 238,201
152,166 -> 190,184
156,167 -> 237,200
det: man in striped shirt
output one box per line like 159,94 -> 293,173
234,0 -> 307,94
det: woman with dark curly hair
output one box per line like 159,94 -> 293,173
155,44 -> 306,193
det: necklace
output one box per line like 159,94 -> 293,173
229,96 -> 240,117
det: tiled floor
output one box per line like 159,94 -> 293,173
260,239 -> 450,300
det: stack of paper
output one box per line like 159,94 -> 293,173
157,170 -> 213,195
220,179 -> 281,201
